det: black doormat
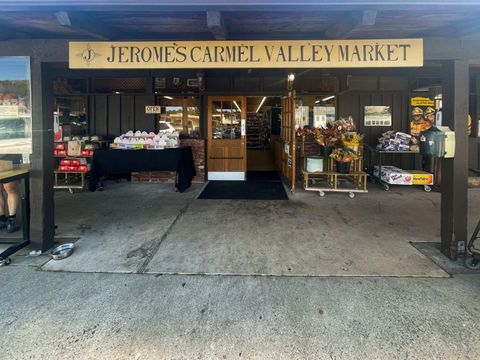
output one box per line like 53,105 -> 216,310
198,180 -> 289,200
246,171 -> 281,182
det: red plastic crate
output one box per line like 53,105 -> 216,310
81,149 -> 94,156
78,165 -> 88,172
58,165 -> 69,172
55,143 -> 65,150
60,159 -> 72,166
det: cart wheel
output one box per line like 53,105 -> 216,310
319,191 -> 326,197
348,192 -> 355,199
0,257 -> 11,267
383,184 -> 390,191
465,256 -> 480,270
424,185 -> 432,192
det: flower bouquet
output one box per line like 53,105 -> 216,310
329,147 -> 360,174
341,132 -> 364,151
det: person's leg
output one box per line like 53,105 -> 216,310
0,183 -> 6,229
3,181 -> 20,233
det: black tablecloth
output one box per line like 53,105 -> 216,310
89,147 -> 196,192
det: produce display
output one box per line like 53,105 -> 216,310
111,123 -> 180,150
376,131 -> 419,152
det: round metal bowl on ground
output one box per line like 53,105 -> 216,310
51,243 -> 75,260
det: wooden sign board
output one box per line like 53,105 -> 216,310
70,39 -> 423,69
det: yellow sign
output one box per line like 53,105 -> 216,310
410,171 -> 434,185
411,97 -> 434,107
69,39 -> 423,69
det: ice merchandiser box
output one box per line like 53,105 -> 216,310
419,126 -> 455,158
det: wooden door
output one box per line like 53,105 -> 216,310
279,91 -> 296,192
207,96 -> 247,180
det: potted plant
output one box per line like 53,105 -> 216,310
329,147 -> 360,174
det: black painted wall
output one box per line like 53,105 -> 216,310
88,95 -> 155,139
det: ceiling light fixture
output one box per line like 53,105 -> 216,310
233,100 -> 242,112
322,95 -> 335,102
256,97 -> 267,113
164,96 -> 174,100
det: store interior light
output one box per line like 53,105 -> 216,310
322,95 -> 335,102
164,96 -> 174,100
288,73 -> 295,82
256,97 -> 267,113
114,91 -> 121,95
233,100 -> 242,112
315,99 -> 321,104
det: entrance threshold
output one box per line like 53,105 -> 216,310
208,172 -> 245,181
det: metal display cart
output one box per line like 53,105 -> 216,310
367,145 -> 432,192
302,157 -> 368,198
54,170 -> 87,193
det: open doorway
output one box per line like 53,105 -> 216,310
246,96 -> 282,172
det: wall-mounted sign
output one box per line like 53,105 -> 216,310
145,105 -> 161,114
69,39 -> 423,69
364,106 -> 392,127
411,97 -> 434,107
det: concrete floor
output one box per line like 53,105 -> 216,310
42,182 -> 201,273
0,266 -> 479,359
1,182 -> 480,359
40,182 -> 480,277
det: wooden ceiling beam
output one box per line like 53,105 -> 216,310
324,13 -> 362,39
324,10 -> 377,39
55,11 -> 126,40
3,1 -> 480,12
206,10 -> 227,40
361,10 -> 377,26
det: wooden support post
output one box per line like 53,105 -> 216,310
30,60 -> 55,251
441,59 -> 469,260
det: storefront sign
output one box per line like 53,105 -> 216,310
69,39 -> 423,69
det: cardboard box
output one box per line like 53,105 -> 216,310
374,166 -> 433,185
67,140 -> 82,156
409,171 -> 434,185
